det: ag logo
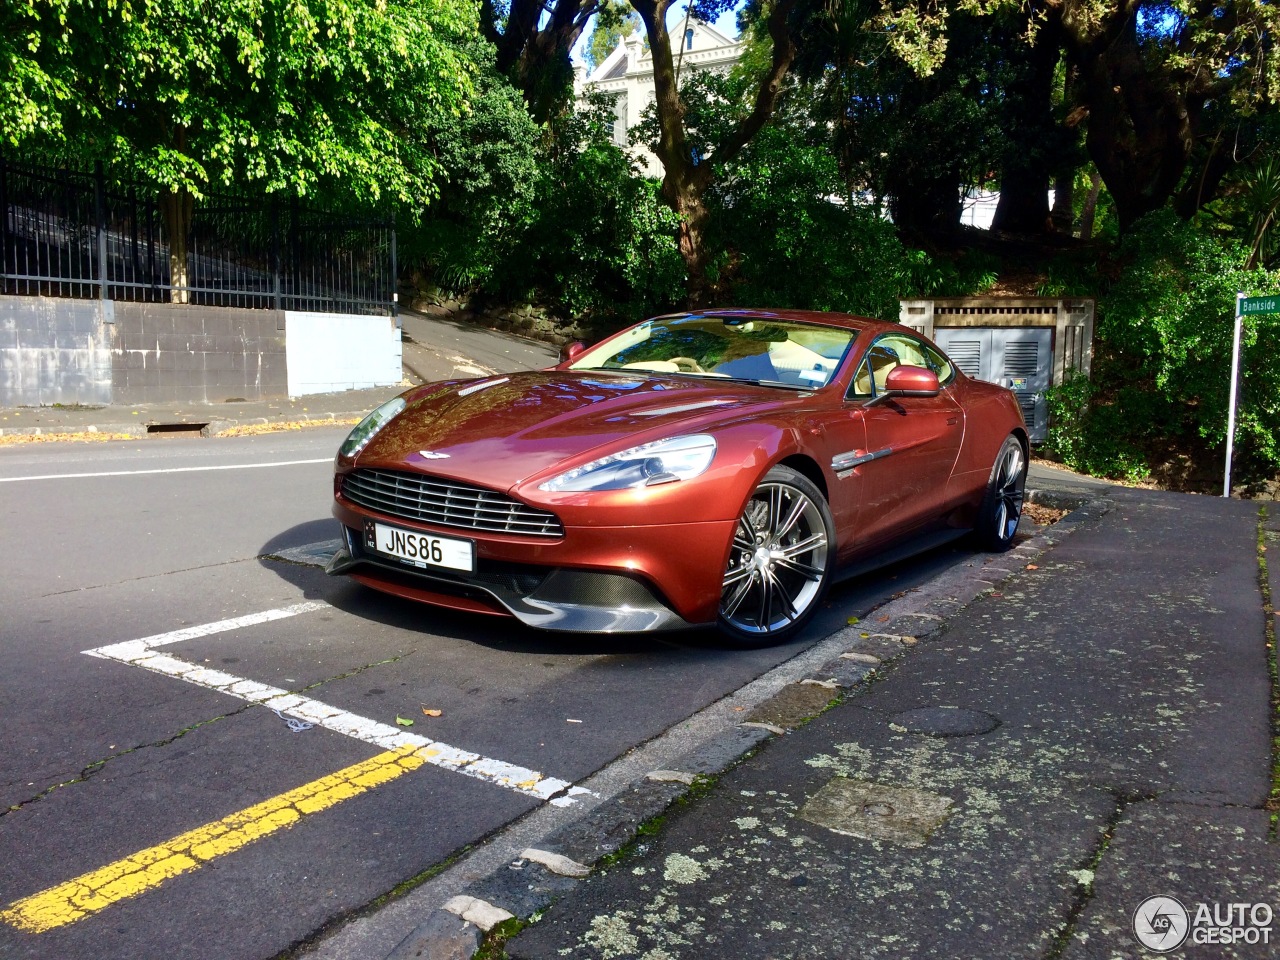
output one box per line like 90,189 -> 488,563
1133,895 -> 1190,952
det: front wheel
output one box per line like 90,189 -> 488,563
975,435 -> 1027,551
718,466 -> 835,646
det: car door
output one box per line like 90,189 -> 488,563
837,332 -> 964,552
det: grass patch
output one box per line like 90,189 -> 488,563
596,773 -> 722,871
472,915 -> 532,960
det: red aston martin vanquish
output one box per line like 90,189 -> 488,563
328,309 -> 1028,644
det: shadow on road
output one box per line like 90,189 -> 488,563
251,516 -> 1025,665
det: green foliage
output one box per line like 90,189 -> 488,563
1044,372 -> 1163,482
636,73 -> 1005,318
401,62 -> 540,289
585,0 -> 640,71
2,0 -> 478,206
411,89 -> 684,327
494,101 -> 685,323
1047,210 -> 1280,481
706,121 -> 915,318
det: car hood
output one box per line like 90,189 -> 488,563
356,371 -> 794,490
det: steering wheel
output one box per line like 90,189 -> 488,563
668,356 -> 705,373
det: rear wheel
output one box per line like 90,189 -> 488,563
718,466 -> 835,646
975,435 -> 1027,551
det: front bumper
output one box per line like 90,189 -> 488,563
328,503 -> 738,632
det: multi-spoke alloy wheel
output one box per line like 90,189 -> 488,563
718,466 -> 835,645
976,434 -> 1027,551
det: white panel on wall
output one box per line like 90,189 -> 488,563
284,312 -> 402,397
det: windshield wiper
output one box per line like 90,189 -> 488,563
711,376 -> 808,391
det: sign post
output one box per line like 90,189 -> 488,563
1225,295 -> 1279,497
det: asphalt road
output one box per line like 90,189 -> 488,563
0,388 -> 1002,960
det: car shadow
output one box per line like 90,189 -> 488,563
256,520 -> 743,658
255,515 -> 1045,661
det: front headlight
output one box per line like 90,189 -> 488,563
338,396 -> 407,458
539,435 -> 717,492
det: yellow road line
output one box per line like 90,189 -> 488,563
1,745 -> 430,934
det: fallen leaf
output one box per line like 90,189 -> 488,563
877,614 -> 890,622
732,706 -> 746,712
1027,564 -> 1039,570
421,708 -> 442,717
846,616 -> 859,625
395,716 -> 414,727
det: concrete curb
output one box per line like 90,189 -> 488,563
0,411 -> 369,439
381,492 -> 1115,960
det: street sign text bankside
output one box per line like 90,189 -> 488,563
1239,295 -> 1279,317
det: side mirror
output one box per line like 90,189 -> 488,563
560,341 -> 586,365
867,365 -> 940,406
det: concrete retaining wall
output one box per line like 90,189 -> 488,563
0,295 -> 402,407
0,297 -> 113,406
110,302 -> 288,405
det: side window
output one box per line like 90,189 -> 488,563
922,343 -> 955,386
847,341 -> 902,399
846,333 -> 953,399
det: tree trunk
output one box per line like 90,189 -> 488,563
631,0 -> 797,306
1078,169 -> 1102,240
159,187 -> 193,304
485,0 -> 597,124
992,17 -> 1062,235
1072,14 -> 1200,231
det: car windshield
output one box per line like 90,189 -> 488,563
568,314 -> 859,390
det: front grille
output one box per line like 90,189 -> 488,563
343,469 -> 564,538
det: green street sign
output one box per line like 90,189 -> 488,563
1239,295 -> 1279,316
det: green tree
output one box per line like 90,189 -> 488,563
1049,210 -> 1280,482
481,0 -> 600,122
586,0 -> 641,70
629,0 -> 812,306
404,60 -> 542,293
869,0 -> 1280,232
3,0 -> 477,298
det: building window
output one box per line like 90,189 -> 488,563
685,29 -> 694,50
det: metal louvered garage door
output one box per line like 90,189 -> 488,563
934,328 -> 1052,441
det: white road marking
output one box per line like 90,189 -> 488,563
0,458 -> 332,483
448,354 -> 497,377
84,603 -> 583,804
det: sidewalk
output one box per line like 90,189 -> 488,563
473,487 -> 1275,959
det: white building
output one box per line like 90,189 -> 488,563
574,20 -> 742,173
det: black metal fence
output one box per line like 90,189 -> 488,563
0,156 -> 395,315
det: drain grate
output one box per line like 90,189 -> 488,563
145,422 -> 209,437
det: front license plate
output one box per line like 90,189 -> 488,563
367,521 -> 474,573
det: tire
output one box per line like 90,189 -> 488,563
975,434 -> 1027,552
718,465 -> 835,646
